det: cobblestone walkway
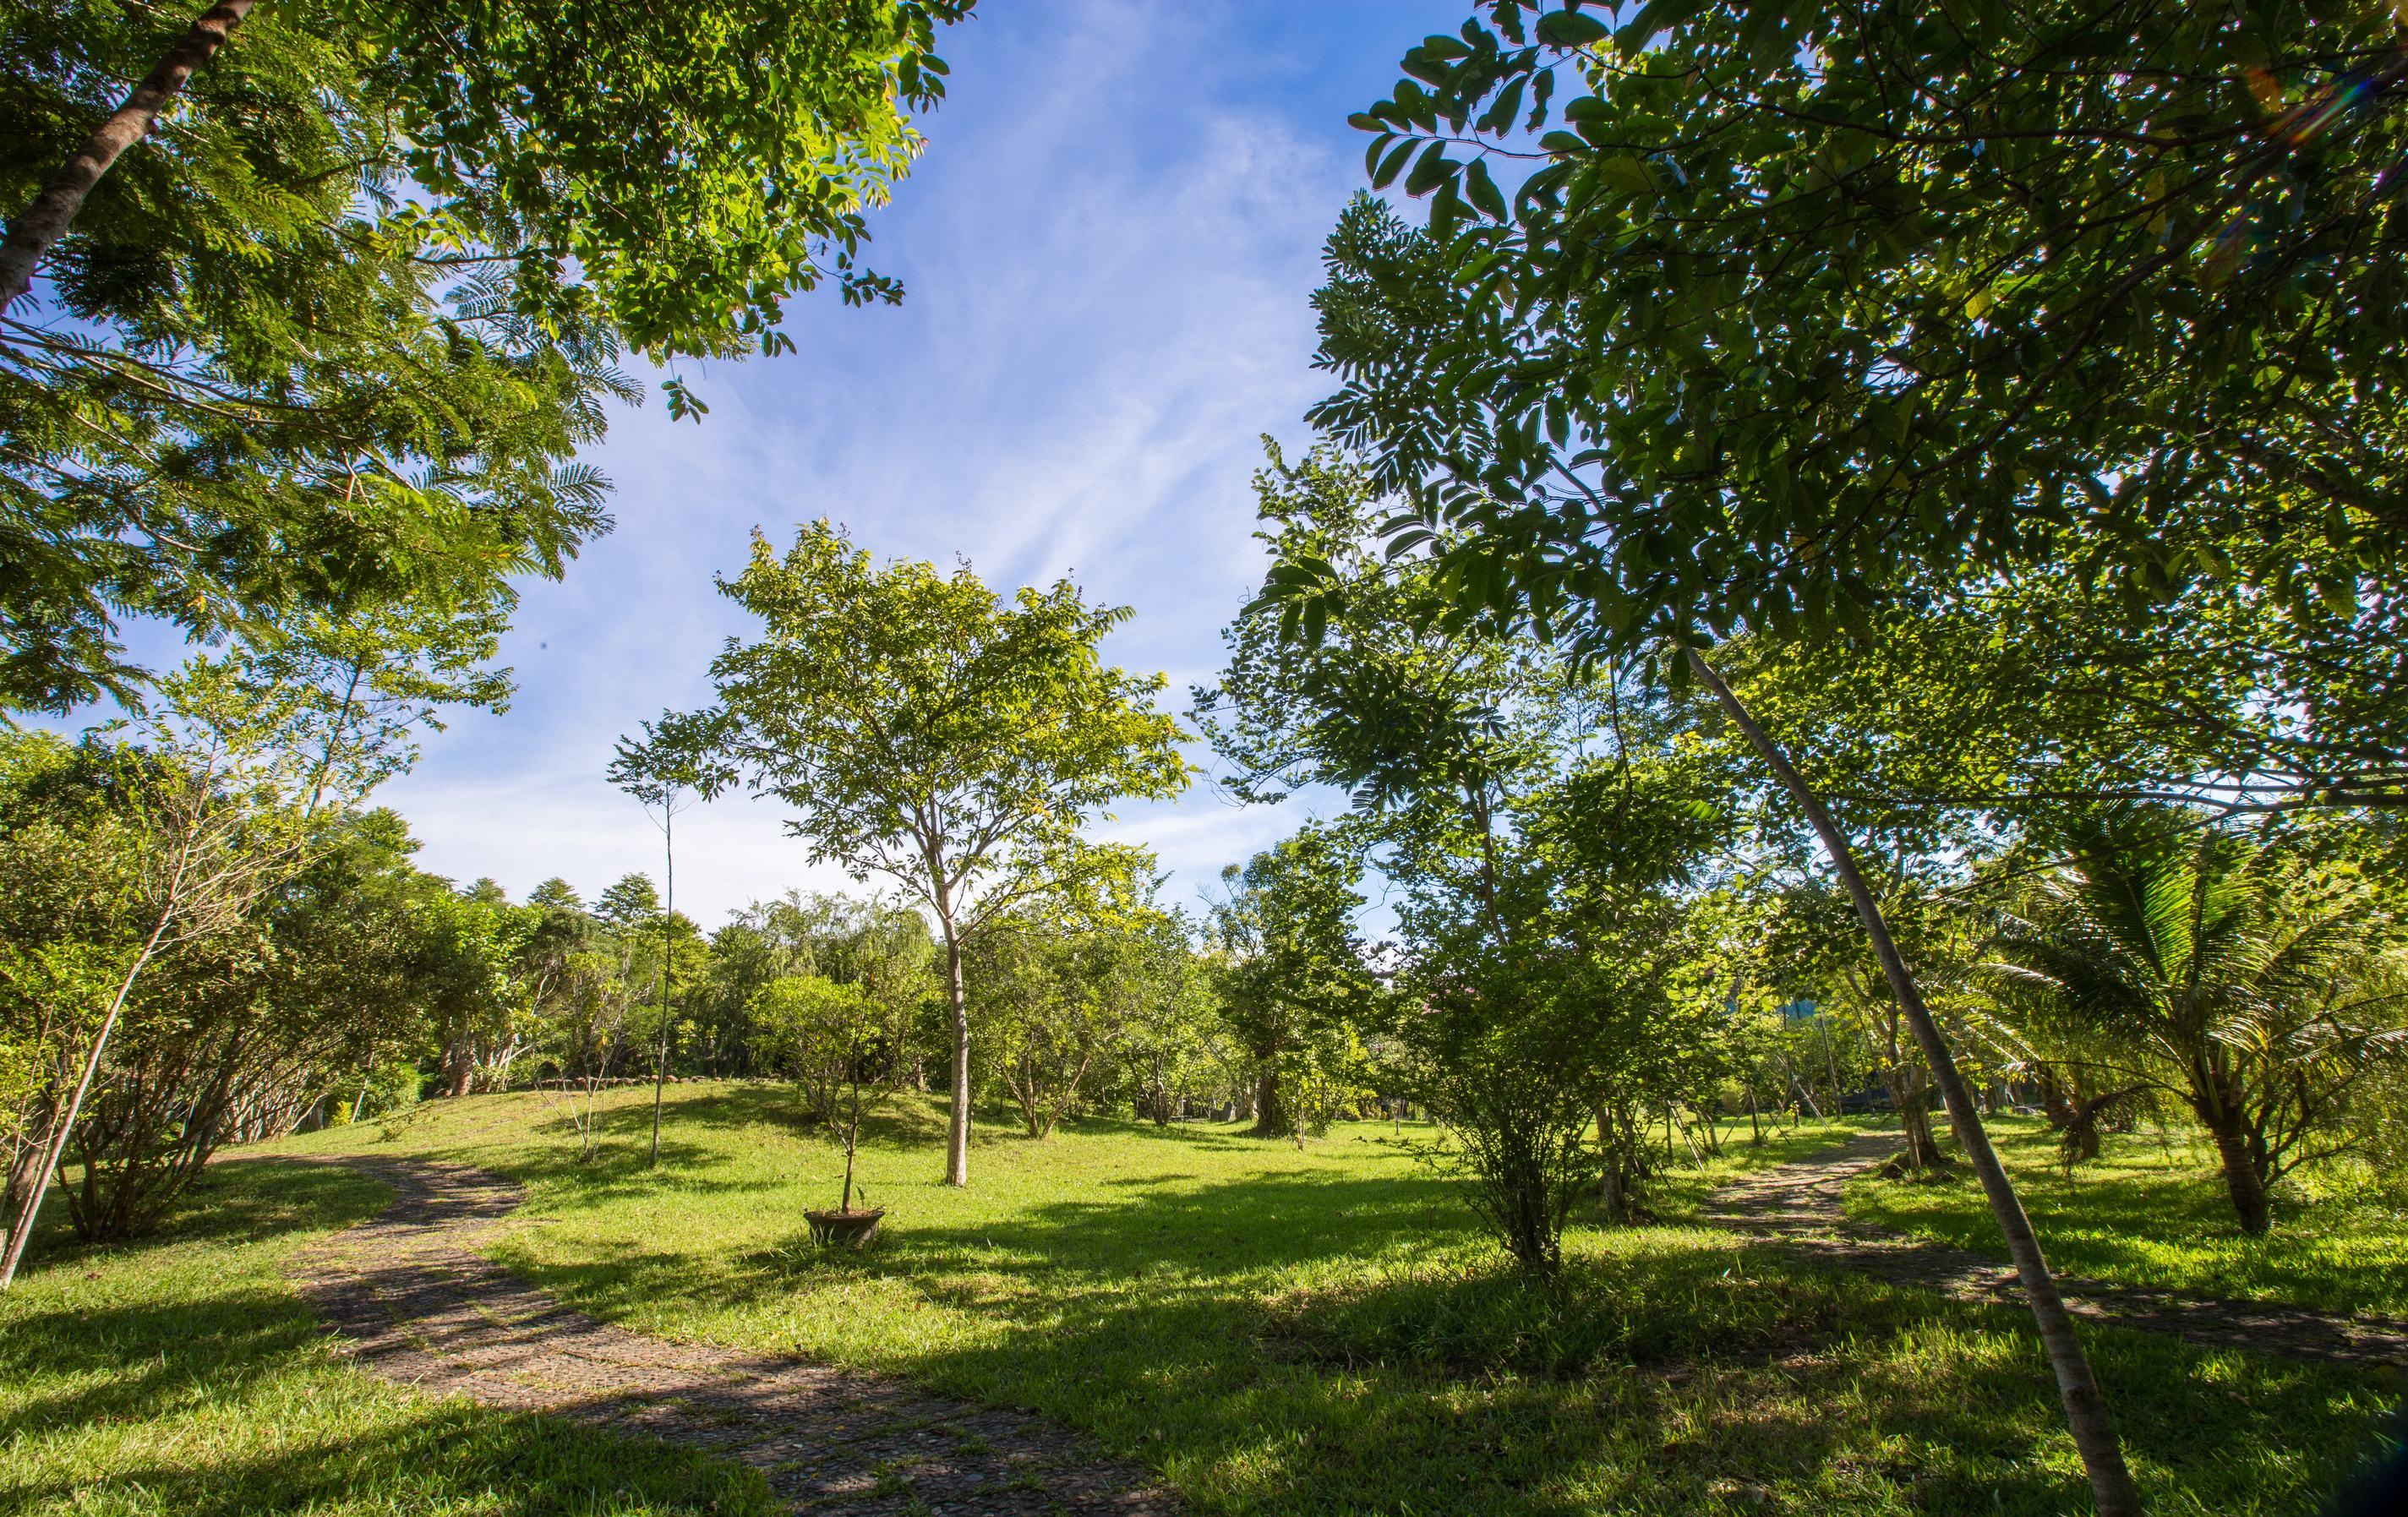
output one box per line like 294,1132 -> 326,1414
1704,1133 -> 2408,1369
286,1159 -> 1180,1515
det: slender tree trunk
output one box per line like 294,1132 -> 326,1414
1684,647 -> 2141,1517
0,0 -> 255,314
1746,1083 -> 1762,1145
942,920 -> 969,1187
1819,1017 -> 1845,1116
651,809 -> 673,1170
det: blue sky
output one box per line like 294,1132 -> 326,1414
364,1 -> 1466,925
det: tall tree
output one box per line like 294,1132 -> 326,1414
610,712 -> 718,1169
665,521 -> 1188,1187
1208,832 -> 1375,1143
1237,3 -> 2408,1496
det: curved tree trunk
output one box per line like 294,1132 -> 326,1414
0,0 -> 255,314
1685,648 -> 2142,1517
2203,1108 -> 2272,1235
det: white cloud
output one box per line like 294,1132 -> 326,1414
359,0 -> 1466,923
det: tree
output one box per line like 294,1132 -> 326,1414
610,712 -> 718,1169
669,521 -> 1188,1186
1115,910 -> 1221,1126
1262,9 -> 2280,1497
0,640 -> 436,1289
1208,832 -> 1376,1143
1203,446 -> 1760,1264
2,0 -> 975,710
1310,7 -> 2402,788
417,885 -> 537,1100
540,947 -> 636,1163
1991,807 -> 2407,1233
57,807 -> 430,1240
969,849 -> 1181,1139
527,878 -> 584,913
751,969 -> 917,1217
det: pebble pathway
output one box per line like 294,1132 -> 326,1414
285,1158 -> 1181,1515
1702,1132 -> 2408,1369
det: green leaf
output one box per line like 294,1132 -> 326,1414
1536,10 -> 1609,47
1405,142 -> 1455,196
1464,158 -> 1509,220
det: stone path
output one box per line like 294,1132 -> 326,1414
1702,1132 -> 2408,1370
284,1158 -> 1179,1515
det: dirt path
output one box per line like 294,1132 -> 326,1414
1703,1133 -> 2408,1370
285,1158 -> 1178,1515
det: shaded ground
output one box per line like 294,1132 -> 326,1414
284,1156 -> 1177,1516
1705,1133 -> 2408,1369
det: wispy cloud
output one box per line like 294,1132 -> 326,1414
369,0 -> 1461,923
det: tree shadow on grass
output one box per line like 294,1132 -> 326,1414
0,1405 -> 774,1517
1,1157 -> 777,1517
1,1293 -> 771,1517
524,1154 -> 2399,1517
15,1158 -> 388,1275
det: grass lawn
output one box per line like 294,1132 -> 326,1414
0,1158 -> 777,1516
9,1084 -> 2400,1516
1843,1114 -> 2408,1319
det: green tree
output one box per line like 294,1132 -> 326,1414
1262,8 -> 2376,1492
59,806 -> 430,1241
969,848 -> 1181,1139
610,711 -> 722,1168
0,636 -> 447,1289
751,969 -> 916,1217
1991,808 -> 2407,1233
526,878 -> 584,913
669,521 -> 1188,1186
1208,832 -> 1376,1143
2,0 -> 974,711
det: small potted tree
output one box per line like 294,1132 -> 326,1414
751,969 -> 909,1247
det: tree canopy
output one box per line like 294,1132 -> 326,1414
0,0 -> 975,711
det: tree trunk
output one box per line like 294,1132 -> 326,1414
650,808 -> 674,1170
1882,1066 -> 1942,1169
943,925 -> 970,1187
1251,1066 -> 1286,1138
2203,1110 -> 2272,1236
1818,1017 -> 1845,1115
1685,647 -> 2141,1517
0,0 -> 255,314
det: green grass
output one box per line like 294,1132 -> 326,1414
0,1157 -> 778,1516
1844,1115 -> 2408,1319
188,1083 -> 2400,1515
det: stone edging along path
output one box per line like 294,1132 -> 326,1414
1701,1132 -> 2408,1371
277,1157 -> 1180,1515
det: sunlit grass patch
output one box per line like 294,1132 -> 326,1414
1845,1115 -> 2408,1318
